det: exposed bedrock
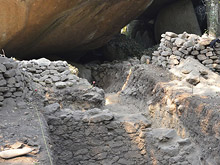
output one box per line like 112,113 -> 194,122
0,0 -> 152,58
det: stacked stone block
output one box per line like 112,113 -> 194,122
0,56 -> 30,107
152,32 -> 220,73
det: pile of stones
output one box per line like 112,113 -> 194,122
0,56 -> 31,107
152,32 -> 220,72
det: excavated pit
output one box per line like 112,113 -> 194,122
1,56 -> 220,165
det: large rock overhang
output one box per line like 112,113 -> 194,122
0,0 -> 153,59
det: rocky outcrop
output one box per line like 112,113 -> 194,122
0,0 -> 153,58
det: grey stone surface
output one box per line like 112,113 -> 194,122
0,64 -> 6,73
154,0 -> 201,42
55,82 -> 67,89
4,69 -> 16,78
0,79 -> 6,87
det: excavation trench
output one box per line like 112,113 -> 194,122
43,59 -> 217,165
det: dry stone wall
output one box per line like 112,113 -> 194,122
19,58 -> 79,90
0,56 -> 31,107
152,32 -> 220,73
44,104 -> 200,165
18,58 -> 105,109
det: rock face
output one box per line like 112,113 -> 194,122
0,0 -> 153,58
154,0 -> 201,42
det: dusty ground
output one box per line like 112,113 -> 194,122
0,99 -> 52,165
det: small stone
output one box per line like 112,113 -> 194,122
0,64 -> 6,73
171,38 -> 176,43
83,110 -> 114,123
24,112 -> 29,115
3,62 -> 17,69
179,48 -> 188,55
175,38 -> 185,47
4,69 -> 16,78
202,59 -> 213,65
177,138 -> 191,145
41,70 -> 50,76
182,70 -> 191,74
165,35 -> 171,41
4,92 -> 12,97
194,43 -> 205,50
15,82 -> 22,88
161,51 -> 171,56
152,51 -> 160,56
45,79 -> 52,84
13,92 -> 23,97
39,82 -> 46,86
50,75 -> 60,82
210,56 -> 218,60
191,50 -> 199,55
187,47 -> 193,52
0,80 -> 6,87
206,52 -> 213,57
183,41 -> 194,48
169,59 -> 179,65
39,75 -> 49,82
0,96 -> 4,102
66,81 -> 74,87
186,77 -> 200,86
7,77 -> 16,85
161,34 -> 166,38
55,82 -> 67,89
214,60 -> 220,64
197,54 -> 207,61
173,50 -> 182,56
199,70 -> 208,75
9,88 -> 16,93
32,58 -> 51,66
60,75 -> 68,81
0,87 -> 9,92
57,66 -> 66,73
200,49 -> 208,54
49,70 -> 58,75
165,32 -> 177,38
213,64 -> 220,70
215,51 -> 220,55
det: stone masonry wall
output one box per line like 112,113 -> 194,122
44,103 -> 201,165
152,32 -> 220,73
0,56 -> 31,107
